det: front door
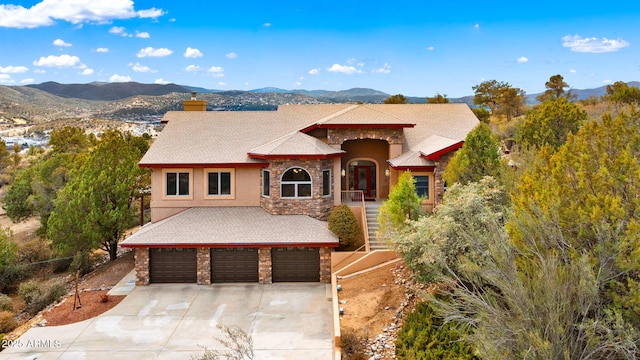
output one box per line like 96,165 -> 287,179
354,165 -> 373,199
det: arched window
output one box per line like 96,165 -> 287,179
281,167 -> 312,198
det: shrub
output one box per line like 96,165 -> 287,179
0,264 -> 31,293
328,204 -> 363,249
18,279 -> 67,315
17,238 -> 51,264
396,301 -> 477,359
0,311 -> 16,333
0,293 -> 12,312
51,256 -> 73,273
340,327 -> 367,360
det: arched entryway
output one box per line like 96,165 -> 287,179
348,159 -> 377,200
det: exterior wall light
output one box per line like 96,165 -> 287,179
341,169 -> 346,177
385,168 -> 390,177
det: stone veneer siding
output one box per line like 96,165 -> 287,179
258,248 -> 272,284
196,248 -> 211,285
434,151 -> 455,205
134,248 -> 150,285
319,247 -> 332,284
327,128 -> 404,146
260,158 -> 335,220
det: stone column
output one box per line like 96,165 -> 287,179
319,247 -> 332,284
134,248 -> 150,285
258,247 -> 272,284
196,248 -> 211,285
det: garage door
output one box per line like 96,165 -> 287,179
211,248 -> 259,283
149,248 -> 197,283
272,247 -> 320,282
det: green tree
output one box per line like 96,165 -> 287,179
384,94 -> 408,104
327,204 -> 363,249
47,131 -> 150,261
427,93 -> 449,103
516,97 -> 586,149
377,171 -> 423,236
472,80 -> 526,120
511,109 -> 640,326
603,81 -> 640,106
0,140 -> 10,171
443,123 -> 506,186
536,74 -> 576,102
471,107 -> 490,123
48,126 -> 91,154
2,166 -> 35,222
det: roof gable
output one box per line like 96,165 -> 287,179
248,131 -> 345,159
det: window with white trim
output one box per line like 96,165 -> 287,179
322,169 -> 331,196
207,171 -> 232,196
262,169 -> 270,197
281,167 -> 312,198
166,171 -> 190,196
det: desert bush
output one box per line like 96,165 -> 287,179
0,311 -> 16,333
340,327 -> 367,360
18,238 -> 51,264
396,301 -> 477,359
191,324 -> 254,360
0,264 -> 31,293
328,204 -> 363,249
0,293 -> 12,312
18,279 -> 67,315
51,256 -> 73,273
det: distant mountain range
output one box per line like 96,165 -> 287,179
1,81 -> 637,124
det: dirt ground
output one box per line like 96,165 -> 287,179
337,262 -> 411,337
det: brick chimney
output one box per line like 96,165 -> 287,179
183,91 -> 207,111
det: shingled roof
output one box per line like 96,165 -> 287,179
120,207 -> 339,247
139,104 -> 479,167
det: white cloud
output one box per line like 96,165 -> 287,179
136,47 -> 172,58
154,78 -> 170,84
474,23 -> 480,29
562,35 -> 630,53
603,79 -> 612,84
295,81 -> 302,86
184,47 -> 203,58
34,69 -> 46,74
53,38 -> 71,47
569,69 -> 577,73
372,63 -> 391,74
137,7 -> 165,19
328,64 -> 361,75
109,26 -> 126,35
0,65 -> 29,73
185,65 -> 201,72
225,52 -> 237,59
427,46 -> 435,51
516,56 -> 529,63
218,81 -> 227,86
96,47 -> 109,53
109,74 -> 131,82
0,1 -> 166,29
135,31 -> 150,39
130,62 -> 156,73
208,66 -> 224,77
20,78 -> 35,84
33,54 -> 84,68
308,68 -> 320,75
81,68 -> 94,75
263,22 -> 271,27
0,74 -> 14,83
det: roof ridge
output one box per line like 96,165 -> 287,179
361,104 -> 412,123
315,104 -> 360,125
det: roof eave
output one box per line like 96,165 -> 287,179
139,162 -> 269,169
121,242 -> 339,248
421,141 -> 464,160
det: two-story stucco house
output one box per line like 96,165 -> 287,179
120,101 -> 479,285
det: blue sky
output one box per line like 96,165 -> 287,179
1,0 -> 639,97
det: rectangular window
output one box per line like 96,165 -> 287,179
166,171 -> 190,196
262,170 -> 270,197
208,171 -> 232,196
415,175 -> 429,199
322,169 -> 331,196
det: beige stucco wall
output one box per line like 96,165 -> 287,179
340,139 -> 391,198
149,167 -> 262,222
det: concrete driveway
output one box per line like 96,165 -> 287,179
0,271 -> 334,360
